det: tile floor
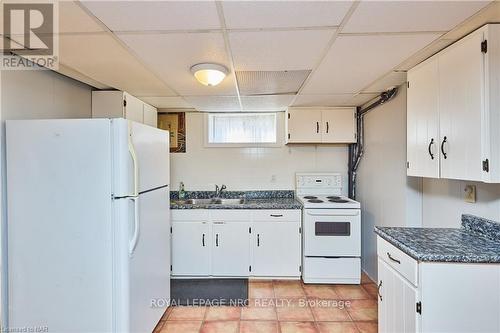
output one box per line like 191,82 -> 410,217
154,273 -> 378,333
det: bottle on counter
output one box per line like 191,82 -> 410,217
179,181 -> 186,200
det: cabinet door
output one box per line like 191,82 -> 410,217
378,258 -> 419,333
287,108 -> 322,143
171,221 -> 210,276
212,222 -> 250,276
124,93 -> 144,123
321,108 -> 356,143
407,57 -> 440,178
252,222 -> 301,277
438,29 -> 484,181
143,104 -> 158,127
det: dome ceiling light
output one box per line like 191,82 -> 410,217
190,63 -> 228,87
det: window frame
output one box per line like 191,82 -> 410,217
203,112 -> 283,148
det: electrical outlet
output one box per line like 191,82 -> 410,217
464,185 -> 476,203
270,175 -> 277,183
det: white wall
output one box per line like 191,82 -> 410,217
0,67 -> 92,326
422,179 -> 500,228
169,112 -> 350,193
356,85 -> 422,281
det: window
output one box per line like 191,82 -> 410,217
206,113 -> 278,145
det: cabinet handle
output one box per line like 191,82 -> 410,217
387,252 -> 401,264
377,281 -> 383,301
316,122 -> 319,133
428,138 -> 435,160
202,233 -> 205,247
326,121 -> 329,133
257,234 -> 260,247
270,214 -> 283,217
216,234 -> 219,247
441,136 -> 447,159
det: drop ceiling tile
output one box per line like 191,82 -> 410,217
59,1 -> 105,33
183,96 -> 241,112
293,94 -> 358,107
241,95 -> 295,112
117,32 -> 237,96
302,34 -> 441,95
229,29 -> 335,71
222,1 -> 353,29
343,1 -> 490,33
347,93 -> 379,107
59,33 -> 176,96
139,96 -> 192,109
81,1 -> 220,31
362,71 -> 407,93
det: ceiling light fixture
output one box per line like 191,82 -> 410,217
190,63 -> 228,87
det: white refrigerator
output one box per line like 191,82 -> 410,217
6,119 -> 170,333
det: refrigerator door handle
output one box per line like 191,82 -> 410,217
128,121 -> 139,197
129,196 -> 140,256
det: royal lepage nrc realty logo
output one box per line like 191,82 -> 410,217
2,1 -> 59,70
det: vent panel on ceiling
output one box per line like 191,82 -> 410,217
236,70 -> 311,96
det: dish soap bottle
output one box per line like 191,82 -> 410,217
179,182 -> 186,200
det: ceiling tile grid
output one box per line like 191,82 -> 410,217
48,0 -> 499,111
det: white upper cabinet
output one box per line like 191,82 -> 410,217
407,57 -> 440,178
143,103 -> 158,127
286,107 -> 357,144
407,24 -> 500,182
92,91 -> 158,127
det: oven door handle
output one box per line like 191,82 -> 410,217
306,211 -> 360,216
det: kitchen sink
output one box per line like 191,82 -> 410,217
174,198 -> 245,205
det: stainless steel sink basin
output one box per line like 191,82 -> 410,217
174,198 -> 245,205
212,198 -> 245,205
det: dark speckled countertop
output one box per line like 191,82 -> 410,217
170,190 -> 303,210
374,214 -> 500,263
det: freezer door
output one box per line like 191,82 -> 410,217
6,119 -> 114,332
128,187 -> 170,333
112,119 -> 169,197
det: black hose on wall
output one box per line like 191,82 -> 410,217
348,87 -> 399,199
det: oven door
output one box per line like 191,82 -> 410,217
303,209 -> 361,257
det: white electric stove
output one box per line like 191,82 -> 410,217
296,173 -> 361,284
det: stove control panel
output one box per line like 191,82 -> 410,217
296,173 -> 342,194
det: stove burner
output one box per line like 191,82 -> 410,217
329,199 -> 349,203
303,196 -> 318,199
326,196 -> 341,200
308,199 -> 324,203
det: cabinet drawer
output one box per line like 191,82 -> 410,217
171,210 -> 209,221
377,236 -> 418,286
252,210 -> 301,222
210,210 -> 252,221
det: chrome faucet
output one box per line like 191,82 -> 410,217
215,184 -> 227,198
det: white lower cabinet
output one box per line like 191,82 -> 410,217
212,221 -> 251,276
171,221 -> 210,276
377,236 -> 500,333
252,221 -> 301,277
171,209 -> 301,278
378,258 -> 418,333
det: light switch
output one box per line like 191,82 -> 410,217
464,185 -> 476,203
